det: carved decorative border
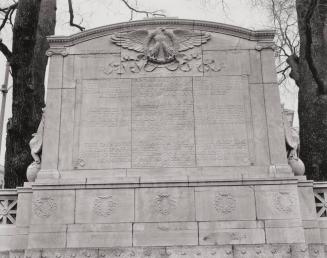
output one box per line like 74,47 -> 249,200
47,19 -> 275,48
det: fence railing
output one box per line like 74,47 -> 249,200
0,189 -> 18,225
313,182 -> 327,218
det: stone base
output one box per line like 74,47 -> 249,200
0,244 -> 326,258
0,177 -> 323,257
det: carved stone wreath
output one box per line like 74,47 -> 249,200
93,195 -> 118,217
32,197 -> 57,218
273,192 -> 295,213
153,193 -> 177,216
214,193 -> 236,215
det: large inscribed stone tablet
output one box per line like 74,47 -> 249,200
132,77 -> 196,168
193,76 -> 251,166
75,79 -> 131,169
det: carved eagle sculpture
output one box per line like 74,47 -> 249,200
111,28 -> 210,64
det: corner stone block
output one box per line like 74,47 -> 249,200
47,55 -> 63,89
75,188 -> 134,223
135,187 -> 195,222
255,185 -> 302,220
263,83 -> 288,166
195,186 -> 256,221
249,50 -> 263,83
297,185 -> 317,221
261,49 -> 277,84
133,222 -> 198,247
67,223 -> 132,248
30,190 -> 75,225
41,89 -> 62,171
0,229 -> 28,252
16,190 -> 32,227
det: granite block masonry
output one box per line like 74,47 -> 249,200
0,19 -> 324,257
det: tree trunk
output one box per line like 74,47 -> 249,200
4,0 -> 56,188
296,0 -> 327,181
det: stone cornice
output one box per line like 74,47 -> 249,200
47,18 -> 275,48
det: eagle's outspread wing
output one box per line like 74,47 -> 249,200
111,30 -> 149,53
173,30 -> 211,52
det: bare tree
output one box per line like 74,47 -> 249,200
251,0 -> 299,87
252,0 -> 327,181
293,0 -> 327,181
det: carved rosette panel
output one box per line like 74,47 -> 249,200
32,197 -> 57,218
273,192 -> 296,213
93,195 -> 118,217
152,193 -> 177,216
214,193 -> 236,215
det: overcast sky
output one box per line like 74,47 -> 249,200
0,0 -> 298,165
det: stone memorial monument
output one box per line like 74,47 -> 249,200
0,19 -> 324,257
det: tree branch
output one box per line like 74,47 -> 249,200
0,39 -> 12,62
67,0 -> 85,31
287,54 -> 300,86
0,3 -> 17,31
120,0 -> 165,20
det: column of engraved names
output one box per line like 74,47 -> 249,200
77,79 -> 131,169
132,77 -> 195,168
193,76 -> 250,166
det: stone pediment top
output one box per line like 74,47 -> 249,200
47,18 -> 275,47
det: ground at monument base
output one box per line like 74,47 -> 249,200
1,244 -> 326,258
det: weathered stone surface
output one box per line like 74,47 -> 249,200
74,79 -> 131,169
265,227 -> 305,244
40,89 -> 62,171
16,191 -> 32,227
28,225 -> 67,250
47,55 -> 63,89
132,77 -> 195,168
193,76 -> 252,167
135,187 -> 195,222
199,222 -> 265,245
58,89 -> 75,171
133,222 -> 198,246
67,224 -> 132,248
